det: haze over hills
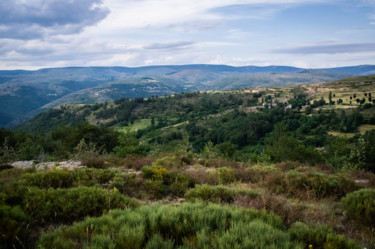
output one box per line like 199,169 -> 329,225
1,64 -> 375,128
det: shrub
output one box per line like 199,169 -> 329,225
24,186 -> 138,224
82,156 -> 106,169
152,155 -> 181,168
21,168 -> 118,189
185,184 -> 236,203
141,166 -> 195,198
217,167 -> 236,184
0,204 -> 30,249
341,188 -> 375,225
22,169 -> 75,189
38,203 -> 301,249
73,139 -> 106,168
267,170 -> 357,199
185,184 -> 258,204
109,173 -> 145,198
71,168 -> 117,186
289,222 -> 360,249
0,169 -> 27,206
234,194 -> 303,226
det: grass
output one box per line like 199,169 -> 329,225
359,124 -> 375,134
308,75 -> 375,107
116,119 -> 152,133
327,131 -> 356,138
327,124 -> 375,137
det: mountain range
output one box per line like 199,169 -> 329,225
1,64 -> 375,128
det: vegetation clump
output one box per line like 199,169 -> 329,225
38,203 -> 302,249
24,186 -> 138,224
267,170 -> 357,199
289,222 -> 360,249
341,188 -> 375,225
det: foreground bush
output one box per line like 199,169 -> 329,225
341,188 -> 375,225
0,204 -> 30,249
289,222 -> 360,249
39,202 -> 302,249
24,186 -> 138,224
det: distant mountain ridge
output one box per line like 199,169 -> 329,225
1,64 -> 374,128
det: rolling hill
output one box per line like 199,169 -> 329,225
1,64 -> 375,127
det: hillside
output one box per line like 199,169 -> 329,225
2,64 -> 374,127
2,74 -> 375,249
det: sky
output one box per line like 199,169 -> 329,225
1,0 -> 375,70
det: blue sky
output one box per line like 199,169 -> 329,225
0,0 -> 375,69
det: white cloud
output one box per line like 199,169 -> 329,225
0,0 -> 374,69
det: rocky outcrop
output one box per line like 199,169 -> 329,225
10,161 -> 84,170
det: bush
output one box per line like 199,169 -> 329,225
0,204 -> 30,249
73,138 -> 106,168
24,186 -> 138,224
267,170 -> 357,199
341,188 -> 375,225
289,222 -> 360,249
109,173 -> 145,198
217,167 -> 236,184
185,184 -> 258,204
21,168 -> 118,189
185,184 -> 236,203
22,169 -> 75,189
82,156 -> 106,169
38,203 -> 301,249
141,166 -> 195,198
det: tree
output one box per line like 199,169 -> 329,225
114,131 -> 144,157
328,91 -> 332,105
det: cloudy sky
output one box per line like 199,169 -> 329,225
1,0 -> 375,70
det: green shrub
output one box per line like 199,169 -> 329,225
74,139 -> 106,168
268,170 -> 357,199
22,169 -> 75,189
82,156 -> 106,169
341,188 -> 375,224
109,173 -> 144,198
145,179 -> 168,199
71,168 -> 117,186
289,222 -> 360,249
0,204 -> 29,249
0,169 -> 28,206
185,184 -> 257,204
153,155 -> 180,168
21,168 -> 118,189
217,167 -> 236,184
141,166 -> 195,198
38,203 -> 301,249
24,186 -> 138,224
